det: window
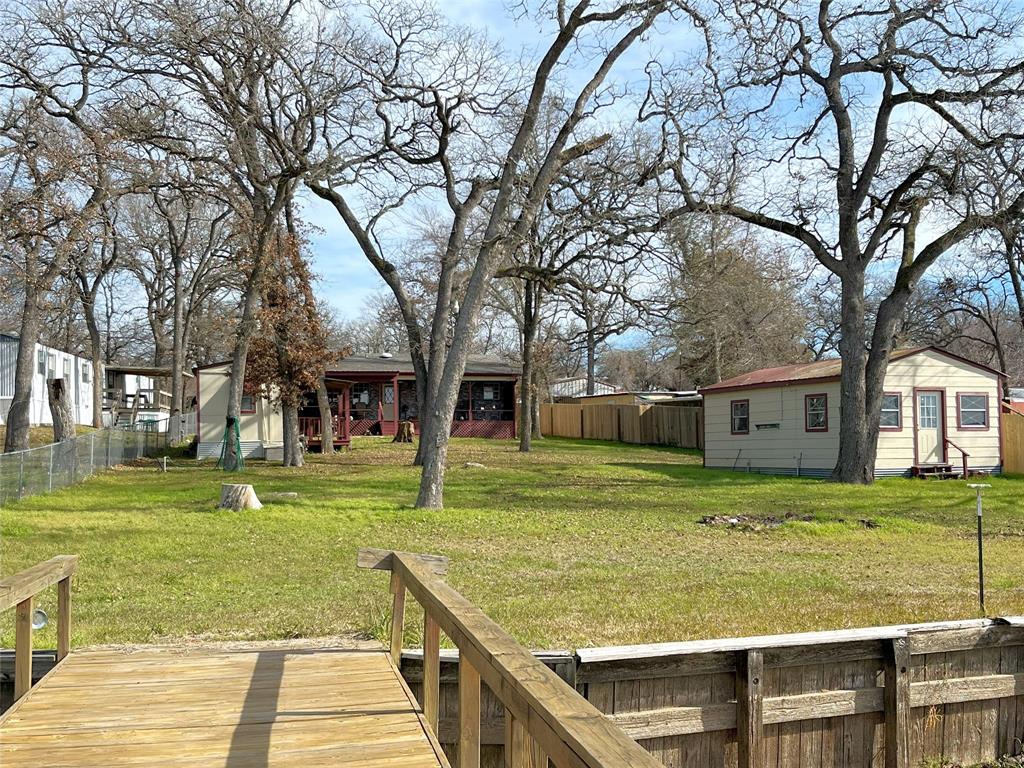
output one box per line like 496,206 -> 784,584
37,349 -> 46,375
46,353 -> 56,379
730,400 -> 749,435
240,394 -> 256,414
918,393 -> 939,429
81,363 -> 90,384
957,393 -> 988,429
879,393 -> 901,430
63,359 -> 72,381
804,394 -> 828,432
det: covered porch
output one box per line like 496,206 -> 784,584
298,374 -> 518,451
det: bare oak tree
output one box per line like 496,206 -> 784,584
647,0 -> 1024,482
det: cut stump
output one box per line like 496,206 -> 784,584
393,420 -> 415,443
218,483 -> 262,511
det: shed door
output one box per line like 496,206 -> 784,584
915,391 -> 944,465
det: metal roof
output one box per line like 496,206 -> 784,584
699,347 -> 1004,394
549,377 -> 621,398
327,353 -> 520,377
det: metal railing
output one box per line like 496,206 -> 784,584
0,428 -> 168,505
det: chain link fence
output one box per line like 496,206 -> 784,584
0,428 -> 169,505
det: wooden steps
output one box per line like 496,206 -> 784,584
0,645 -> 448,767
911,463 -> 961,480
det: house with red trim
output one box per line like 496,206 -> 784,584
194,353 -> 520,460
698,347 -> 1005,478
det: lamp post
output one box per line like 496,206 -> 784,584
967,483 -> 991,616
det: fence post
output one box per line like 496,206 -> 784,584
48,442 -> 54,492
89,431 -> 95,476
18,451 -> 25,500
884,637 -> 911,768
106,428 -> 112,467
737,649 -> 764,768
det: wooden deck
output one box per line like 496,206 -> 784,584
0,645 -> 449,767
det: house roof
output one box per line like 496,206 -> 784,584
325,353 -> 520,377
106,364 -> 194,379
549,377 -> 621,398
699,347 -> 1004,395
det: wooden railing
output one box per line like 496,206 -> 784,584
358,548 -> 666,768
0,556 -> 78,701
944,438 -> 970,477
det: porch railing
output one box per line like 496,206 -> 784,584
944,438 -> 970,477
0,556 -> 78,702
358,548 -> 665,768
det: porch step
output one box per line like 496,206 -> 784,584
912,464 -> 961,480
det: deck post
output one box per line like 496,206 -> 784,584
884,637 -> 911,768
392,373 -> 399,435
15,596 -> 33,701
458,655 -> 481,768
423,611 -> 441,733
57,575 -> 72,661
737,649 -> 764,768
389,571 -> 406,665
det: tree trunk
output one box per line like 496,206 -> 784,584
585,324 -> 597,396
4,293 -> 43,453
831,268 -> 871,483
218,483 -> 262,511
518,281 -> 537,452
531,367 -> 543,440
82,297 -> 105,429
281,403 -> 303,467
316,377 -> 334,455
47,379 -> 76,443
169,263 -> 186,443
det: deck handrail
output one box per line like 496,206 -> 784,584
358,547 -> 666,768
943,438 -> 970,477
0,555 -> 78,701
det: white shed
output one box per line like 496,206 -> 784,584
699,347 -> 1004,478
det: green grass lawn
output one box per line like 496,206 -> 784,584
1,437 -> 1022,650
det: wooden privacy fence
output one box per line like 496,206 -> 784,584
1003,410 -> 1024,474
395,615 -> 1024,768
541,403 -> 704,449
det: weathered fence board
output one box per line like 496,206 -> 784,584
541,403 -> 703,449
1002,410 -> 1024,474
401,618 -> 1024,768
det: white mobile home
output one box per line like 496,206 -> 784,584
0,334 -> 95,427
699,347 -> 1004,478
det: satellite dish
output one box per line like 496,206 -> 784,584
31,608 -> 48,630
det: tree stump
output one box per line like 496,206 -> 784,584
393,420 -> 415,443
218,483 -> 263,511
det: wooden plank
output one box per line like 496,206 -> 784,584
883,638 -> 910,768
392,571 -> 407,665
14,597 -> 33,701
391,554 -> 666,768
0,556 -> 78,612
358,548 -> 449,576
57,576 -> 71,662
737,650 -> 763,768
460,656 -> 482,768
425,611 -> 442,735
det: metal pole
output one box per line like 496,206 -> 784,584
968,483 -> 991,616
18,452 -> 25,499
48,443 -> 54,492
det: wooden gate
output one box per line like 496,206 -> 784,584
1002,410 -> 1024,474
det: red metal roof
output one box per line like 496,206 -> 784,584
699,347 -> 1003,394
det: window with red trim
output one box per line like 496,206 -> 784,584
879,393 -> 901,430
804,394 -> 828,432
957,393 -> 988,429
730,400 -> 749,434
240,394 -> 256,414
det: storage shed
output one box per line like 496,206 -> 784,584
699,347 -> 1004,478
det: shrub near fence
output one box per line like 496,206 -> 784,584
0,428 -> 168,505
541,403 -> 704,449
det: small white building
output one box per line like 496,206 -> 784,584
0,333 -> 95,427
699,347 -> 1004,478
